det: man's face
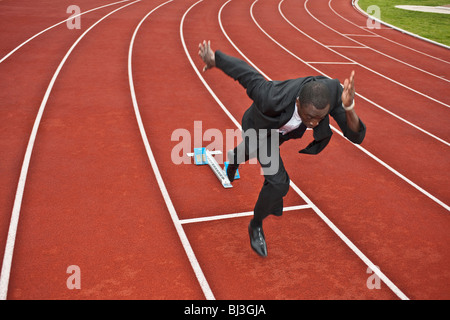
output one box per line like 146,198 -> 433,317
296,98 -> 330,129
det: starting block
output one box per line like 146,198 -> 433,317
187,148 -> 239,188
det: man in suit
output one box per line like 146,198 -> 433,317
198,41 -> 366,257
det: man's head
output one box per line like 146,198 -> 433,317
297,81 -> 331,128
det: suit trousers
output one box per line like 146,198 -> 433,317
230,132 -> 290,227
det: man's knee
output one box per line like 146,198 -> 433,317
264,172 -> 290,197
275,179 -> 290,197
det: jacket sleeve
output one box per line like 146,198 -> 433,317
215,50 -> 283,116
328,79 -> 366,144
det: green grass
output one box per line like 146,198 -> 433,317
357,0 -> 450,46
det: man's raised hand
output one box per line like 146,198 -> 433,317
341,70 -> 355,108
198,40 -> 215,72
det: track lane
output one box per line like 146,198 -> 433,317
255,0 -> 450,205
0,0 -> 130,61
2,0 -> 205,299
259,0 -> 450,146
303,0 -> 450,105
217,0 -> 450,299
182,0 -> 404,299
133,1 -> 307,220
0,2 -> 143,295
348,1 -> 450,62
329,0 -> 450,69
130,0 -> 214,300
265,0 -> 450,144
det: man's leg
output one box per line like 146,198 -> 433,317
248,150 -> 289,257
226,144 -> 246,182
226,133 -> 257,181
251,153 -> 289,227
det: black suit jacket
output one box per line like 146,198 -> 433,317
215,50 -> 366,154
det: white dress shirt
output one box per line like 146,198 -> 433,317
278,103 -> 302,135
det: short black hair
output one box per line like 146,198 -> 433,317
298,81 -> 330,110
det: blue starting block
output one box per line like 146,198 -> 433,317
187,148 -> 239,188
193,147 -> 207,165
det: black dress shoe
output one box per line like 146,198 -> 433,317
248,224 -> 268,257
226,163 -> 239,182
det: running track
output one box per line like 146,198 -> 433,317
0,0 -> 449,300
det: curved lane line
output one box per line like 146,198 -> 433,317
276,0 -> 449,147
129,0 -> 215,300
303,0 -> 449,107
353,0 -> 450,51
0,0 -> 141,301
182,0 -> 409,300
253,0 -> 450,211
330,0 -> 450,65
218,0 -> 409,301
325,0 -> 450,82
0,0 -> 131,64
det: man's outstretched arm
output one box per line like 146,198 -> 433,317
198,40 -> 277,112
198,40 -> 266,89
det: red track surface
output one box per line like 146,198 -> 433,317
0,0 -> 449,300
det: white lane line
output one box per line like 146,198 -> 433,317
326,45 -> 368,48
0,0 -> 141,301
360,27 -> 392,30
179,205 -> 311,225
255,0 -> 450,211
332,0 -> 450,64
216,0 -> 409,300
353,0 -> 450,51
306,61 -> 358,64
343,34 -> 379,37
128,0 -> 214,300
304,0 -> 450,91
278,0 -> 450,148
0,0 -> 131,64
333,0 -> 450,80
